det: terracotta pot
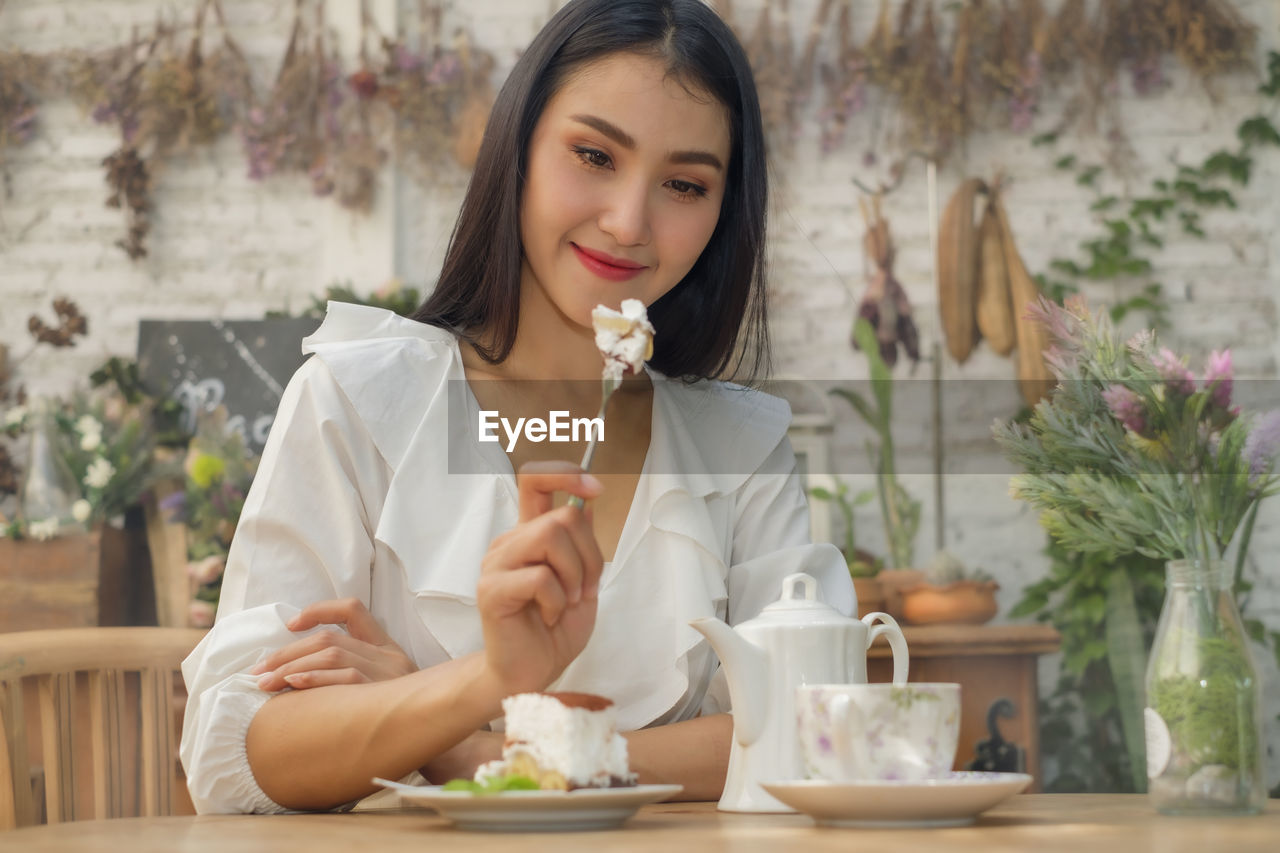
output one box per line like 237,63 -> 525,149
852,576 -> 886,618
900,579 -> 1000,625
875,568 -> 926,621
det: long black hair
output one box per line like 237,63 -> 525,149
413,0 -> 769,382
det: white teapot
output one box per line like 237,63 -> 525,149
690,572 -> 908,812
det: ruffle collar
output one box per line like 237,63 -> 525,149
303,302 -> 796,728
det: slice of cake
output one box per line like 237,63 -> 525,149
474,692 -> 637,791
592,299 -> 654,381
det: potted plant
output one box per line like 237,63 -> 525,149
830,318 -> 922,610
993,296 -> 1279,814
809,479 -> 884,616
898,549 -> 999,625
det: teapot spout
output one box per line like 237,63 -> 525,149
689,617 -> 769,746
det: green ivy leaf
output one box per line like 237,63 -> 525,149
1011,592 -> 1049,618
1077,166 -> 1102,187
1260,51 -> 1280,96
1238,116 -> 1280,149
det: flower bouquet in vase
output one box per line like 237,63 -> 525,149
994,297 -> 1278,815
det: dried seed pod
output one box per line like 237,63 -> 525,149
975,193 -> 1016,356
937,177 -> 986,364
993,195 -> 1053,406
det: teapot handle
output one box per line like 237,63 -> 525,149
862,612 -> 909,684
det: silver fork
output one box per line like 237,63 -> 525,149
567,374 -> 620,509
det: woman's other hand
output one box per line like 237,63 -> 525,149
419,730 -> 504,784
250,598 -> 418,691
477,461 -> 604,695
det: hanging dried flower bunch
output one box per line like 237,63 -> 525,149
241,0 -> 389,211
816,1 -> 869,154
320,6 -> 389,213
855,195 -> 919,369
783,0 -> 1258,166
384,1 -> 496,176
65,0 -> 251,257
102,146 -> 150,259
239,1 -> 330,185
0,51 -> 50,169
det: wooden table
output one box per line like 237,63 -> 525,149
3,796 -> 1277,852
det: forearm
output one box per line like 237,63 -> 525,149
625,713 -> 732,801
245,652 -> 503,810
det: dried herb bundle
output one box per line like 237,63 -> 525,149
749,0 -> 1260,166
0,51 -> 50,167
380,2 -> 495,179
65,0 -> 251,257
816,0 -> 869,153
855,195 -> 919,369
27,298 -> 89,348
241,1 -> 333,187
102,146 -> 150,259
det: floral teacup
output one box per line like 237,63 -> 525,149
796,683 -> 960,783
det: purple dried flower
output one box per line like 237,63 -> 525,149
158,490 -> 186,519
1152,347 -> 1195,396
394,45 -> 423,73
426,55 -> 460,86
1204,350 -> 1233,409
1025,296 -> 1075,345
1042,345 -> 1076,379
1102,384 -> 1147,434
1244,410 -> 1280,482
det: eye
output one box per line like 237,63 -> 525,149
667,179 -> 709,201
572,145 -> 612,170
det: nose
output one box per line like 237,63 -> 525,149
597,178 -> 651,248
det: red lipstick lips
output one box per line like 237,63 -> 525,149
572,243 -> 647,282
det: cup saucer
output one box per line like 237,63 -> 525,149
761,771 -> 1032,828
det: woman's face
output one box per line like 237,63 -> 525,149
519,51 -> 731,332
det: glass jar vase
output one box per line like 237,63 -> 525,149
1144,559 -> 1265,815
17,398 -> 83,536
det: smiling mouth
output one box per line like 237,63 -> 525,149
571,243 -> 648,281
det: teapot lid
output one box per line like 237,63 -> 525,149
751,572 -> 855,625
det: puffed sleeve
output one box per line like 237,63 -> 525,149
179,356 -> 390,814
727,437 -> 854,620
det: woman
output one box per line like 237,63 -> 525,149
180,0 -> 853,813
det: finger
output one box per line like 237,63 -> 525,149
248,622 -> 355,676
286,598 -> 390,644
257,645 -> 379,692
582,506 -> 602,599
515,460 -> 602,522
281,668 -> 370,689
479,564 -> 566,626
485,510 -> 587,603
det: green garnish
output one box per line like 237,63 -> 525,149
442,774 -> 540,794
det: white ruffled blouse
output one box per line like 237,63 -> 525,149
179,302 -> 855,814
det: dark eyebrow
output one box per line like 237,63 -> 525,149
569,113 -> 724,172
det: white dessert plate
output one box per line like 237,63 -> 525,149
761,771 -> 1032,828
372,778 -> 683,832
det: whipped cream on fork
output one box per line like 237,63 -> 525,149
591,299 -> 655,381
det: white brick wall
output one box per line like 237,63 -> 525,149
3,0 -> 1279,787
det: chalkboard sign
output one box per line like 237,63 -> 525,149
136,318 -> 321,454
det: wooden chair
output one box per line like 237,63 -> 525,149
0,627 -> 206,829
